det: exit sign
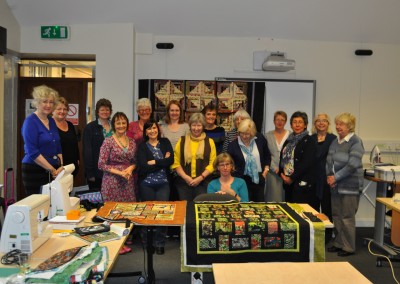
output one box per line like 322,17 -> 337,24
41,26 -> 69,39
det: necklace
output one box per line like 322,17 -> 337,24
115,134 -> 128,152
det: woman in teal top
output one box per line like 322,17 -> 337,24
207,153 -> 249,202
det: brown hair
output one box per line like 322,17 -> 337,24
164,100 -> 184,124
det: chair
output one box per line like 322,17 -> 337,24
193,193 -> 237,203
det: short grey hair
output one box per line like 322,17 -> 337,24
233,109 -> 250,121
136,98 -> 152,112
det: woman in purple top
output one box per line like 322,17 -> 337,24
21,85 -> 64,196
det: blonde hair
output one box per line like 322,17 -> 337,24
237,118 -> 257,137
335,112 -> 356,133
31,85 -> 59,109
213,153 -> 235,172
311,113 -> 332,134
55,97 -> 69,111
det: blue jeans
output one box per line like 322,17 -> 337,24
139,182 -> 170,247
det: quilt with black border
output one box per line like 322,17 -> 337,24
184,202 -> 310,266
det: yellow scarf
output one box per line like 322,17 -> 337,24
184,133 -> 206,165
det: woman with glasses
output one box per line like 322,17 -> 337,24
311,113 -> 336,242
21,85 -> 64,195
127,98 -> 152,145
227,118 -> 271,202
222,109 -> 251,153
279,111 -> 318,210
53,97 -> 80,177
265,110 -> 290,202
207,153 -> 249,202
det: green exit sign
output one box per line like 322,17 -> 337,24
41,26 -> 69,39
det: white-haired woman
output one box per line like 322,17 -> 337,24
222,108 -> 250,153
227,118 -> 271,202
21,85 -> 64,195
128,98 -> 152,145
171,113 -> 216,201
326,113 -> 364,257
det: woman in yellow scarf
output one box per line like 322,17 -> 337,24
171,113 -> 216,201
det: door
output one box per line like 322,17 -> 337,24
17,77 -> 93,200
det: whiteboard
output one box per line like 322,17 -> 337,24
262,80 -> 315,134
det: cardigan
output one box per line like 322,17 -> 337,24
227,132 -> 271,179
326,134 -> 365,195
83,120 -> 106,179
279,133 -> 317,185
137,138 -> 174,185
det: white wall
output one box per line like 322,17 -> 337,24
136,34 -> 400,226
20,23 -> 136,121
0,0 -> 20,51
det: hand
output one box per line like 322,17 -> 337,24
52,167 -> 64,178
327,175 -> 336,188
183,175 -> 194,186
262,170 -> 269,179
189,176 -> 203,187
280,173 -> 292,185
120,170 -> 132,180
165,152 -> 171,158
147,160 -> 156,165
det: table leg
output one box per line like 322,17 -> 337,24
146,226 -> 155,284
373,182 -> 387,245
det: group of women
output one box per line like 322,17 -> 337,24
22,85 -> 365,258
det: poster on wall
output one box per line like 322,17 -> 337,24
153,80 -> 185,111
66,103 -> 79,125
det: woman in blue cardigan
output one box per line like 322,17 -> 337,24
227,118 -> 271,202
137,119 -> 174,255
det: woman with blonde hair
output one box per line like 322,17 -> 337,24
311,113 -> 336,242
227,118 -> 271,202
222,108 -> 251,152
326,112 -> 364,256
265,110 -> 290,202
207,153 -> 249,202
171,112 -> 216,201
53,97 -> 80,177
21,85 -> 63,195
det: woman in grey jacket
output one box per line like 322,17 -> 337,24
326,112 -> 364,257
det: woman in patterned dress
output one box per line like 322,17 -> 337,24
98,112 -> 137,202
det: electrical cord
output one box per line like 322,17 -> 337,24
367,240 -> 399,284
1,249 -> 22,265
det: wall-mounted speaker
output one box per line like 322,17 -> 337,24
355,49 -> 373,56
0,26 -> 7,55
156,43 -> 174,50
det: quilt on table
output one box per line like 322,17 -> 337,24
184,202 -> 311,268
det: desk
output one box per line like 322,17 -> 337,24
212,262 -> 372,284
0,209 -> 131,280
364,176 -> 400,256
95,201 -> 187,284
376,198 -> 400,246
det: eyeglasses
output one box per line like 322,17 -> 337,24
316,119 -> 328,123
139,108 -> 151,113
218,163 -> 232,168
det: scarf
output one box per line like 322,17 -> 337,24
184,132 -> 206,165
239,137 -> 259,184
280,130 -> 309,176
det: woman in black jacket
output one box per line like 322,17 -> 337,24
137,119 -> 174,255
279,111 -> 318,210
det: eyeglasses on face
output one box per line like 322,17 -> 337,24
218,163 -> 232,168
139,108 -> 151,113
316,119 -> 328,123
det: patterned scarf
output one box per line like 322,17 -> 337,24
239,137 -> 259,184
184,132 -> 206,165
280,130 -> 309,176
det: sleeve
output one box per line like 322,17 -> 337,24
98,138 -> 112,172
259,134 -> 271,168
334,138 -> 365,182
21,117 -> 41,161
326,143 -> 334,176
69,121 -> 80,161
171,137 -> 183,170
137,143 -> 160,174
130,139 -> 137,165
205,139 -> 217,173
50,118 -> 63,155
155,138 -> 174,168
207,179 -> 219,194
83,123 -> 96,178
237,179 -> 249,202
183,124 -> 190,136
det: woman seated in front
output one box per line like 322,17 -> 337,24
207,153 -> 249,202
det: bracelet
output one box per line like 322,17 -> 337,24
234,193 -> 238,198
201,174 -> 206,180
